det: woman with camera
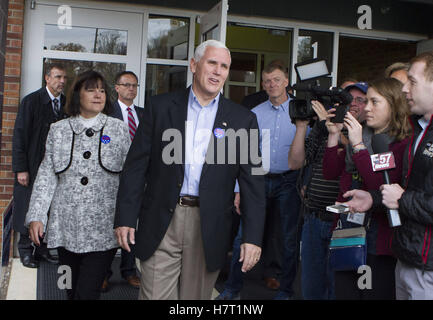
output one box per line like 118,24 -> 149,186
322,78 -> 411,299
25,70 -> 131,300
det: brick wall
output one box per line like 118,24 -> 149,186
338,36 -> 417,83
1,0 -> 24,247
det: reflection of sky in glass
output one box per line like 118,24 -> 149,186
44,24 -> 127,55
148,18 -> 187,41
147,17 -> 189,59
45,25 -> 95,52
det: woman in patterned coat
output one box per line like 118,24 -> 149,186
26,70 -> 131,300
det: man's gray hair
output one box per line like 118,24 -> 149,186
193,40 -> 231,62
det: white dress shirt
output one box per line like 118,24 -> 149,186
118,100 -> 140,126
46,87 -> 61,113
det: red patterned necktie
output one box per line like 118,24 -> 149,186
127,107 -> 137,140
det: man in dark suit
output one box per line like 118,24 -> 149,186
114,40 -> 266,300
12,63 -> 67,268
104,71 -> 143,291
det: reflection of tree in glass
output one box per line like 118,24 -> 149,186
148,29 -> 169,58
96,30 -> 127,55
147,18 -> 188,59
297,36 -> 312,63
44,59 -> 125,103
93,62 -> 125,102
50,43 -> 86,52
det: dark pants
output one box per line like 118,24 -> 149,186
222,171 -> 301,297
106,248 -> 137,280
223,224 -> 244,294
335,254 -> 396,300
18,228 -> 48,258
263,171 -> 301,296
301,212 -> 335,300
58,247 -> 117,300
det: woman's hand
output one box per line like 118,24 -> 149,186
344,111 -> 363,146
29,221 -> 44,246
311,100 -> 328,122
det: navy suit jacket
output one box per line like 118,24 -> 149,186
110,100 -> 144,123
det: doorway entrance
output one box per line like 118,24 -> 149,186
224,23 -> 292,104
338,36 -> 417,83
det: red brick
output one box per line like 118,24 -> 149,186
0,171 -> 14,178
6,47 -> 22,54
4,89 -> 19,98
0,179 -> 15,185
7,17 -> 23,25
1,136 -> 13,143
5,76 -> 21,82
3,127 -> 15,135
6,53 -> 21,62
8,3 -> 24,10
5,113 -> 16,121
9,24 -> 23,34
3,101 -> 19,109
0,165 -> 13,171
8,9 -> 24,19
6,39 -> 22,48
7,31 -> 23,40
4,83 -> 19,91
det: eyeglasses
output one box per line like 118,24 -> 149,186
117,83 -> 139,89
353,97 -> 368,105
263,78 -> 284,86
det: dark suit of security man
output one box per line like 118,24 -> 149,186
12,63 -> 67,268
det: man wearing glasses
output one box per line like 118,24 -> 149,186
104,71 -> 143,291
345,82 -> 369,123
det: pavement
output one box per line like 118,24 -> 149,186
3,253 -> 302,300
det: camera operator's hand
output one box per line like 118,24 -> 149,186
325,108 -> 343,147
288,119 -> 309,170
311,100 -> 327,121
295,119 -> 310,128
344,112 -> 363,147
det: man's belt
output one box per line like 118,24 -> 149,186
178,196 -> 200,207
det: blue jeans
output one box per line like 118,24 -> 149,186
224,224 -> 243,294
224,171 -> 300,296
264,171 -> 301,296
301,212 -> 335,300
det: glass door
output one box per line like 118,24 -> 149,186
21,3 -> 143,104
199,0 -> 228,43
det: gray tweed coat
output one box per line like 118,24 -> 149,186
25,113 -> 131,253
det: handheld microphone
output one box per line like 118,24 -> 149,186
371,134 -> 402,227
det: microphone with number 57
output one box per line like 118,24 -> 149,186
371,134 -> 402,227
